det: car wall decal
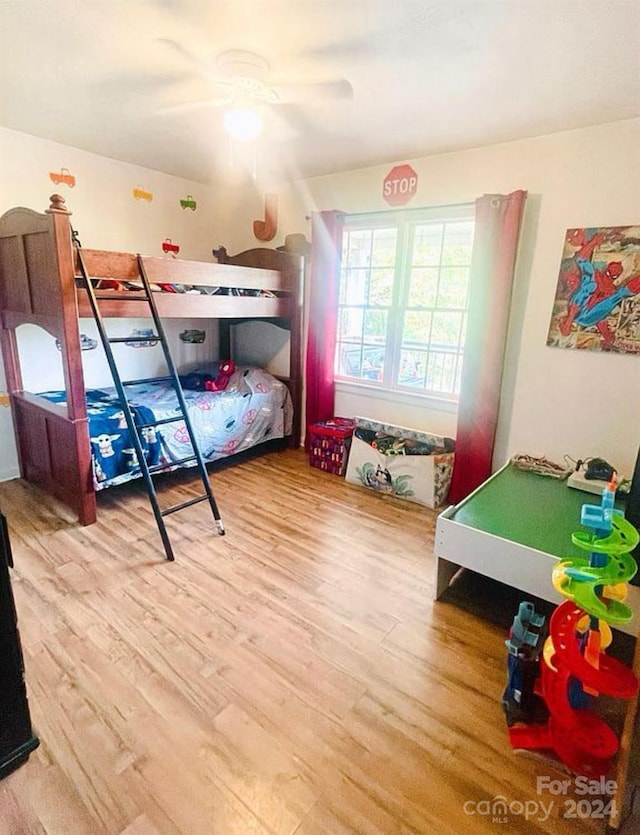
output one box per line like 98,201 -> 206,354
180,195 -> 197,211
179,329 -> 206,343
125,328 -> 159,348
49,167 -> 76,187
162,238 -> 180,254
133,185 -> 153,201
55,334 -> 98,351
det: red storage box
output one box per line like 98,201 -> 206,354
307,418 -> 355,476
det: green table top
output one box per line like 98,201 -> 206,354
451,463 -> 627,560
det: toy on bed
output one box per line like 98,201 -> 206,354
205,359 -> 235,391
178,360 -> 235,392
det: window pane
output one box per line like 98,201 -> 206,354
426,350 -> 458,394
437,267 -> 469,309
454,355 -> 464,392
412,224 -> 443,266
402,311 -> 432,346
361,344 -> 385,381
344,268 -> 368,306
337,342 -> 385,381
430,312 -> 463,348
371,228 -> 397,267
364,309 -> 388,341
369,268 -> 394,306
344,230 -> 372,268
336,343 -> 363,377
338,307 -> 364,341
441,221 -> 474,266
408,267 -> 438,308
398,349 -> 427,388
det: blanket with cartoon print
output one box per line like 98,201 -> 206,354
39,367 -> 293,490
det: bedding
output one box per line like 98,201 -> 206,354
87,278 -> 278,297
39,367 -> 293,490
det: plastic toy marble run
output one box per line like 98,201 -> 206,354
503,480 -> 639,778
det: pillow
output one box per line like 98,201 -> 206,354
178,371 -> 215,391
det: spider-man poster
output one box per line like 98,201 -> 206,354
547,226 -> 640,353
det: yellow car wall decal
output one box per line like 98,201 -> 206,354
132,185 -> 153,202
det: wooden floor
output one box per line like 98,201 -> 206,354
0,449 -> 610,834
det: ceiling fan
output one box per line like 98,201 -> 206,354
158,39 -> 353,141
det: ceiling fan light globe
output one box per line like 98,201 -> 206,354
223,108 -> 263,142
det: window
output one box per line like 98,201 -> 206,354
335,205 -> 475,400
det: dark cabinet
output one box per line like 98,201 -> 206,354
0,512 -> 39,779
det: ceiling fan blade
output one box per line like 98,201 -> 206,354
158,96 -> 229,116
157,37 -> 219,84
270,102 -> 316,136
271,78 -> 353,104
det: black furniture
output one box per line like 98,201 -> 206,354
0,512 -> 39,779
626,442 -> 640,555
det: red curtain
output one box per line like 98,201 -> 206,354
448,190 -> 528,503
305,211 -> 344,444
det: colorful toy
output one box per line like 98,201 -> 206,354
204,360 -> 235,392
504,479 -> 639,778
502,602 -> 549,727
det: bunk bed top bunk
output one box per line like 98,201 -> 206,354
0,195 -> 303,527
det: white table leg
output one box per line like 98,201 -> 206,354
434,556 -> 461,600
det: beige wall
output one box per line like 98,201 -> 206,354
0,127 -> 224,480
2,119 -> 640,482
272,118 -> 640,475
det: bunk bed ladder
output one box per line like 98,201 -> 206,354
75,249 -> 225,561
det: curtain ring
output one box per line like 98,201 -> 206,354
490,197 -> 501,208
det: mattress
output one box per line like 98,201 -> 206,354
39,367 -> 293,490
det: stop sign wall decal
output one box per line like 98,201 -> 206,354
382,164 -> 418,206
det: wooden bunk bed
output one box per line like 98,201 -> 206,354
0,195 -> 303,527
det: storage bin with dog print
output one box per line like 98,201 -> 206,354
345,417 -> 455,508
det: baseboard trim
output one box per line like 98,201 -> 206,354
0,467 -> 19,483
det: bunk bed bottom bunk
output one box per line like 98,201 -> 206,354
39,366 -> 292,491
11,370 -> 295,527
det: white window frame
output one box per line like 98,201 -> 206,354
335,203 -> 475,406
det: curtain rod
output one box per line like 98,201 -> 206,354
305,200 -> 474,221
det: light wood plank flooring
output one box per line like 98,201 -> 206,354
0,449 -> 609,834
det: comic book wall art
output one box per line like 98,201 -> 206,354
547,226 -> 640,354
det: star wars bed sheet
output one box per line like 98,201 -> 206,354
39,367 -> 292,490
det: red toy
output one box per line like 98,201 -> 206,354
504,483 -> 639,779
508,601 -> 637,777
204,360 -> 235,392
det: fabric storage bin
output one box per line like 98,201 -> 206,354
307,418 -> 356,476
345,417 -> 455,508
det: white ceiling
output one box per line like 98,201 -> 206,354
1,0 -> 639,186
